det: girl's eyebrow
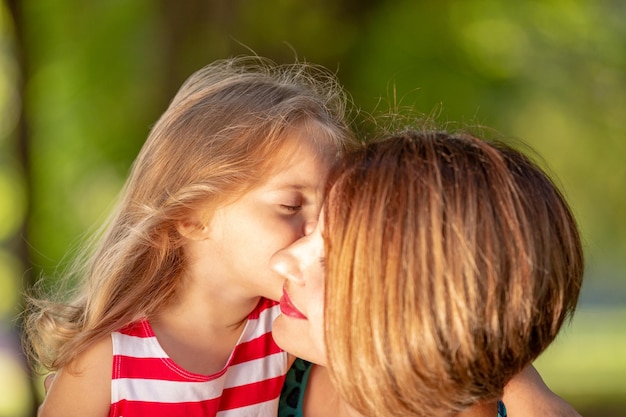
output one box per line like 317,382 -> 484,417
269,181 -> 319,193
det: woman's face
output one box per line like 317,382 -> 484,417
270,212 -> 327,365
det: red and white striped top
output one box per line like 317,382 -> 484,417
109,298 -> 287,417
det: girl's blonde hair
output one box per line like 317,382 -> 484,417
323,130 -> 583,417
24,56 -> 356,371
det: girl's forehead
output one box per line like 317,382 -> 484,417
268,128 -> 338,171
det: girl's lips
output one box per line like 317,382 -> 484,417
280,287 -> 307,319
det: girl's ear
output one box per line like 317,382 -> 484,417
176,217 -> 211,241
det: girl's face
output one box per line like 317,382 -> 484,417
270,212 -> 327,365
183,123 -> 335,303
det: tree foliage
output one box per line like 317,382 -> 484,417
1,1 -> 624,416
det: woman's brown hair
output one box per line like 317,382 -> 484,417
323,130 -> 583,416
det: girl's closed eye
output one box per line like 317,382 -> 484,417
278,194 -> 304,214
280,203 -> 302,213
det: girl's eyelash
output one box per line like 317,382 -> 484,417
280,204 -> 302,212
319,257 -> 325,267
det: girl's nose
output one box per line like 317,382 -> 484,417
270,248 -> 305,285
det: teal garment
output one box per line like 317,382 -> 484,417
278,358 -> 508,417
498,400 -> 507,417
278,358 -> 314,417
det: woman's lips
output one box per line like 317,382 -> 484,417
280,287 -> 307,319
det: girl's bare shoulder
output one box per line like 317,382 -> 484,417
38,336 -> 112,417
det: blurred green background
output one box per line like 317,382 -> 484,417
1,1 -> 624,416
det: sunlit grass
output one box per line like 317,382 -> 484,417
534,306 -> 626,411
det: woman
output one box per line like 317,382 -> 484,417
271,129 -> 584,417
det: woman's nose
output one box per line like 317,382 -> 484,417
303,219 -> 318,237
270,248 -> 305,285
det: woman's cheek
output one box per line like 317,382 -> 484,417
309,286 -> 327,363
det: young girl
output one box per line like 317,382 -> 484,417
24,56 -> 356,417
272,129 -> 584,417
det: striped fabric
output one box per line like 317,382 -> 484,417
109,298 -> 288,417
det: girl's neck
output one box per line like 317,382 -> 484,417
165,269 -> 262,329
148,281 -> 261,375
149,297 -> 252,375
